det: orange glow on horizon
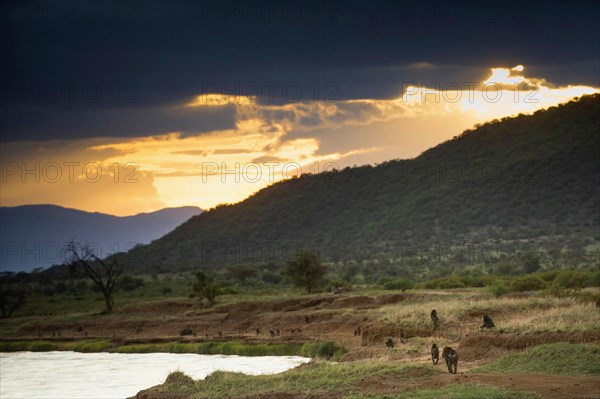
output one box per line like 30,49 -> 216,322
2,65 -> 599,215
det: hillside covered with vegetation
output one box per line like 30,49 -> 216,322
121,95 -> 599,278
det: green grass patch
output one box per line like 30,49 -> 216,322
476,343 -> 600,376
160,361 -> 440,398
0,339 -> 113,352
0,341 -> 32,351
114,341 -> 309,356
0,339 -> 319,357
299,341 -> 346,361
346,383 -> 539,399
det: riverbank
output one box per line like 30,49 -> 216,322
3,288 -> 600,398
134,344 -> 600,399
0,338 -> 345,358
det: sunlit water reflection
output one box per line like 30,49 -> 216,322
0,351 -> 310,399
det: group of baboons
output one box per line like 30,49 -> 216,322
379,309 -> 496,374
430,344 -> 458,374
179,325 -> 305,340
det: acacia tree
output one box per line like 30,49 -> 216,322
284,250 -> 326,293
65,241 -> 123,314
192,271 -> 219,306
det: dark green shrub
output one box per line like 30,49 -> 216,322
118,275 -> 144,291
261,271 -> 282,285
510,275 -> 547,292
554,270 -> 589,289
487,281 -> 510,297
383,278 -> 414,291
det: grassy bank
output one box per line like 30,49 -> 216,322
159,362 -> 538,399
0,339 -> 344,358
377,293 -> 600,333
476,343 -> 600,376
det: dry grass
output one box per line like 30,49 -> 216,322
377,292 -> 600,333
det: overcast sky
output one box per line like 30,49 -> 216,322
1,0 -> 599,214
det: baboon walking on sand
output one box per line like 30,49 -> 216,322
431,343 -> 439,365
430,309 -> 440,331
442,346 -> 458,374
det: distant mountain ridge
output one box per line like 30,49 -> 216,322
122,94 -> 599,274
0,205 -> 202,272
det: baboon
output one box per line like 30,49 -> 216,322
385,337 -> 395,349
305,315 -> 310,324
276,329 -> 280,336
180,328 -> 193,336
290,327 -> 302,336
431,343 -> 439,365
255,328 -> 261,336
442,346 -> 458,374
399,329 -> 406,343
430,309 -> 440,331
354,329 -> 358,336
481,313 -> 495,329
269,329 -> 275,338
218,331 -> 223,338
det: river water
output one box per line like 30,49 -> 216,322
0,351 -> 310,399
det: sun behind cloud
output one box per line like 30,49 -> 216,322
2,66 -> 598,215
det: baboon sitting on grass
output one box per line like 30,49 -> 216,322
385,337 -> 395,349
481,313 -> 495,329
442,346 -> 458,374
431,343 -> 439,365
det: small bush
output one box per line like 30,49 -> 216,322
487,281 -> 510,297
165,371 -> 195,388
300,341 -> 346,361
510,275 -> 547,292
424,275 -> 465,289
554,270 -> 588,289
383,278 -> 414,291
118,275 -> 144,291
261,271 -> 282,285
585,271 -> 600,287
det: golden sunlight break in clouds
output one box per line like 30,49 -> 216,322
1,66 -> 598,215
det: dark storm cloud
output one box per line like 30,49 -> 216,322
1,0 -> 598,141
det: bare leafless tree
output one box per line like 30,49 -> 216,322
0,284 -> 27,318
65,241 -> 123,314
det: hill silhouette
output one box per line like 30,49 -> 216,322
124,95 -> 599,274
0,205 -> 201,272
